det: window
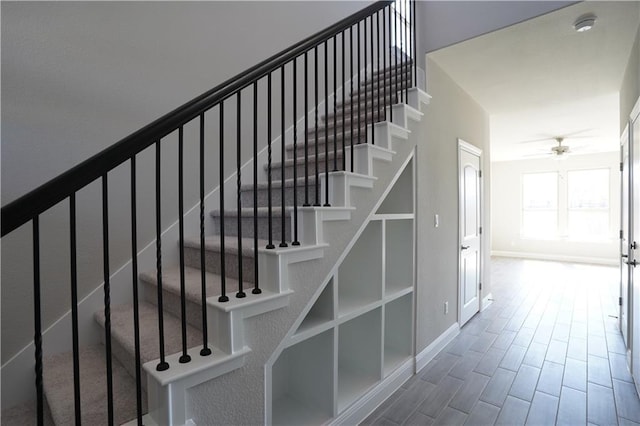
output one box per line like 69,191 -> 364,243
522,172 -> 558,238
520,168 -> 612,241
568,169 -> 610,239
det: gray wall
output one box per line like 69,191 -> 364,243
620,25 -> 640,130
415,57 -> 490,352
1,0 -> 372,363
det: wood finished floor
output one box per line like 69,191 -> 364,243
362,257 -> 640,425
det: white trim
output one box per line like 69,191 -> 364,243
415,322 -> 460,372
630,95 -> 640,122
459,139 -> 482,156
329,358 -> 414,426
491,250 -> 618,266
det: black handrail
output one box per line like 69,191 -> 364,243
1,0 -> 393,236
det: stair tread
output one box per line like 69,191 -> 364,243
140,267 -> 252,303
266,149 -> 345,169
95,302 -> 201,365
184,235 -> 268,256
240,175 -> 319,190
43,344 -> 146,426
210,206 -> 293,217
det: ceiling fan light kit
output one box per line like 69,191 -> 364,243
574,13 -> 597,32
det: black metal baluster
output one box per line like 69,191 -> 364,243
292,58 -> 300,246
280,65 -> 288,247
370,15 -> 375,146
130,156 -> 144,425
333,36 -> 338,171
199,114 -> 212,354
357,21 -> 361,147
389,5 -> 394,121
266,75 -> 276,249
252,83 -> 262,294
324,40 -> 330,207
383,7 -> 388,122
399,0 -> 404,103
394,4 -> 399,105
219,104 -> 230,300
377,11 -> 381,122
178,127 -> 191,363
350,25 -> 354,172
236,93 -> 246,297
364,17 -> 368,145
405,0 -> 409,101
102,174 -> 114,426
314,47 -> 320,207
341,30 -> 346,171
413,0 -> 417,88
154,141 -> 170,369
69,194 -> 82,425
304,52 -> 310,207
32,217 -> 43,426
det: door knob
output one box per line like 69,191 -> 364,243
461,245 -> 470,250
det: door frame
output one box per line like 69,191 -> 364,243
457,139 -> 483,326
629,96 -> 640,390
621,123 -> 631,352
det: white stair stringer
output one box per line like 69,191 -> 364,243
141,88 -> 430,426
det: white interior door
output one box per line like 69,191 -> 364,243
621,125 -> 631,348
630,99 -> 640,390
458,140 -> 482,326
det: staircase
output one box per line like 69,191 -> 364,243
0,2 -> 431,425
31,63 -> 427,425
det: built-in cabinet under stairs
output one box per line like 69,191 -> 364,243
34,63 -> 430,425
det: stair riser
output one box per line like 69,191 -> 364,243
373,64 -> 413,78
241,184 -> 319,208
184,245 -> 255,283
212,215 -> 292,242
269,156 -> 344,181
107,333 -> 150,393
347,79 -> 412,102
306,119 -> 375,137
362,72 -> 413,88
141,280 -> 204,332
286,136 -> 367,160
322,110 -> 386,130
335,94 -> 397,116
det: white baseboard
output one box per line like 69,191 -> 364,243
491,250 -> 617,266
481,293 -> 493,311
416,322 -> 460,372
329,358 -> 413,426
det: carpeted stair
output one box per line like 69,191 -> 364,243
38,62 -> 414,425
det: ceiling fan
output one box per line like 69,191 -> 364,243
519,130 -> 593,158
549,137 -> 570,157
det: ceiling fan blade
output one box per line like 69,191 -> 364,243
523,152 -> 553,158
563,128 -> 594,138
516,129 -> 596,145
517,137 -> 556,144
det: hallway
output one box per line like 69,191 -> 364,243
363,257 -> 640,425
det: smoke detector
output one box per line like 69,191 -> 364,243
574,14 -> 597,32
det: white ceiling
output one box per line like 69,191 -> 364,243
428,1 -> 640,162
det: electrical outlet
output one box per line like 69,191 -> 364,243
444,301 -> 449,315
